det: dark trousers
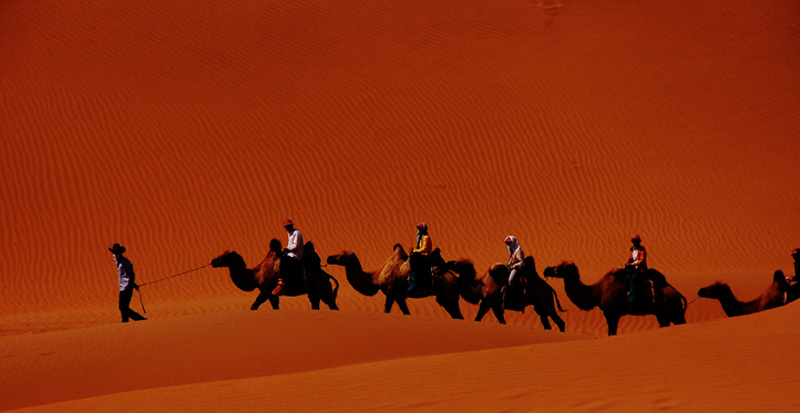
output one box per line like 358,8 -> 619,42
119,287 -> 146,322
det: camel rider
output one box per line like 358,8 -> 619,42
505,236 -> 525,284
625,234 -> 648,303
792,248 -> 800,283
273,219 -> 304,296
408,222 -> 432,294
504,235 -> 526,311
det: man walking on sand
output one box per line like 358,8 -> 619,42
109,243 -> 146,323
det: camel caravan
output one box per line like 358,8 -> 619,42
209,222 -> 800,336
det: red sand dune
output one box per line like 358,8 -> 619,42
1,0 -> 799,410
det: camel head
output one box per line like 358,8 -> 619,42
327,251 -> 356,267
211,250 -> 242,268
698,281 -> 731,299
543,262 -> 578,280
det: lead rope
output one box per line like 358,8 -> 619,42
136,264 -> 210,314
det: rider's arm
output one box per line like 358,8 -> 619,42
412,235 -> 432,254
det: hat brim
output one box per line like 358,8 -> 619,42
109,247 -> 126,254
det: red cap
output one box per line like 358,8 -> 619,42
283,219 -> 293,227
793,249 -> 799,255
417,222 -> 428,230
631,234 -> 641,241
504,236 -> 514,243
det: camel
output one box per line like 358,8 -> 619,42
325,244 -> 463,319
210,239 -> 339,310
543,262 -> 686,335
447,257 -> 566,331
698,270 -> 789,317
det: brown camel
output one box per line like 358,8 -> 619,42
447,257 -> 566,331
543,262 -> 686,335
211,239 -> 339,310
698,270 -> 789,317
326,244 -> 463,319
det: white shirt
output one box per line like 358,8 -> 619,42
115,256 -> 134,291
286,229 -> 304,260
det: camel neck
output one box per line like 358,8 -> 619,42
716,291 -> 745,317
562,275 -> 596,311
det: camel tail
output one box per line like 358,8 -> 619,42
667,282 -> 688,312
329,274 -> 340,301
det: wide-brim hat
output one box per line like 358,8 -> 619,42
109,243 -> 126,254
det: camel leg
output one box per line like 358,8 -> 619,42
539,314 -> 553,330
384,297 -> 395,314
250,292 -> 270,310
551,312 -> 566,332
268,295 -> 280,310
308,280 -> 321,310
656,313 -> 671,328
491,302 -> 506,324
308,295 -> 321,311
444,301 -> 463,319
323,294 -> 339,311
475,301 -> 492,322
604,311 -> 620,336
396,298 -> 411,315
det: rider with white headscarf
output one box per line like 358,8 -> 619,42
505,235 -> 525,285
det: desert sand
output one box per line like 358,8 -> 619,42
1,0 -> 799,410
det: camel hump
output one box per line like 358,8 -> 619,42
644,268 -> 668,287
489,263 -> 509,285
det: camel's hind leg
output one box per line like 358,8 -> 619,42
395,298 -> 411,315
491,302 -> 506,324
323,293 -> 339,310
475,301 -> 492,322
268,295 -> 280,310
308,283 -> 321,310
443,300 -> 463,319
251,292 -> 270,310
551,312 -> 566,332
539,313 -> 553,330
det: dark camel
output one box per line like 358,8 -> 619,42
210,239 -> 339,310
698,270 -> 789,317
326,245 -> 463,319
447,257 -> 566,331
543,262 -> 686,335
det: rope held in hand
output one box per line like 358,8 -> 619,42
138,264 -> 210,287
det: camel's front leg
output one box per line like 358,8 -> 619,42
604,310 -> 620,336
384,296 -> 395,313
